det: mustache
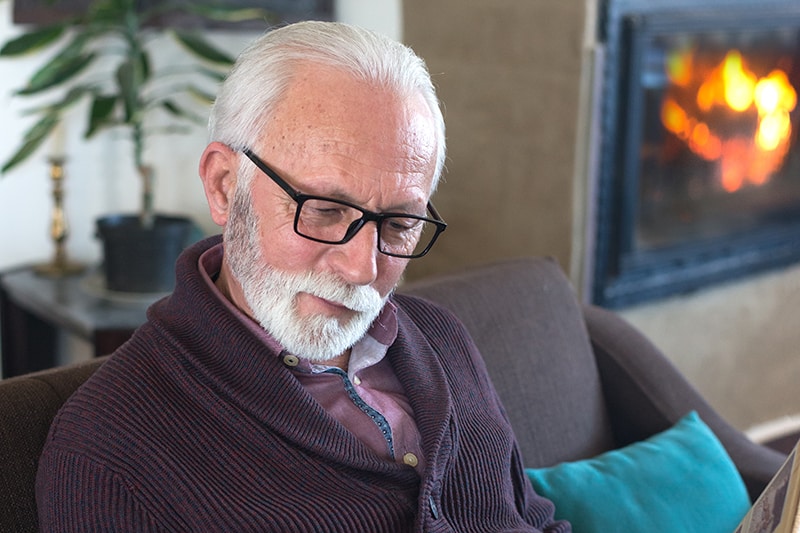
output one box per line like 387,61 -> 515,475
281,270 -> 386,314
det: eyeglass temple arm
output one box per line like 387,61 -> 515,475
427,201 -> 446,226
242,148 -> 302,200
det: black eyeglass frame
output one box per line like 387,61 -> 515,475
242,148 -> 447,258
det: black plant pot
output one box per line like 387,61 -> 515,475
96,214 -> 198,293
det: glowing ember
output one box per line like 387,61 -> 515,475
661,48 -> 797,192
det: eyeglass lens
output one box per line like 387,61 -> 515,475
296,198 -> 436,258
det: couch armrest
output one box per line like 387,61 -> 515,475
0,356 -> 107,532
583,304 -> 786,501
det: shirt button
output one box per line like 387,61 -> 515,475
402,453 -> 419,468
353,375 -> 362,386
283,354 -> 299,367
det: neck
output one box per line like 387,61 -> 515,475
312,350 -> 351,371
215,258 -> 255,319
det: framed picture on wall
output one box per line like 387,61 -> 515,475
12,0 -> 333,29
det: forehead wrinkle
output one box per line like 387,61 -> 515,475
283,135 -> 431,206
256,66 -> 436,215
298,171 -> 429,215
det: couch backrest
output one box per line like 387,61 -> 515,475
400,257 -> 616,468
0,357 -> 107,533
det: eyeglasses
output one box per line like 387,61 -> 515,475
241,149 -> 447,259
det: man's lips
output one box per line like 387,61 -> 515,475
299,292 -> 355,316
316,295 -> 349,310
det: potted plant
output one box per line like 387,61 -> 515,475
0,0 -> 272,292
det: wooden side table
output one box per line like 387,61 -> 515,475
0,268 -> 159,378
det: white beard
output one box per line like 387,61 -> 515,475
237,264 -> 385,361
224,179 -> 386,361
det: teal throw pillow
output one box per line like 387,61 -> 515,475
526,411 -> 750,533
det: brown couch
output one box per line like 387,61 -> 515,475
0,257 -> 786,532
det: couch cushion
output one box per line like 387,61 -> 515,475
526,411 -> 751,533
400,257 -> 614,468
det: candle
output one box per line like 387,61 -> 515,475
50,121 -> 66,158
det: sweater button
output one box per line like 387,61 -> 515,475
283,354 -> 299,367
402,453 -> 419,467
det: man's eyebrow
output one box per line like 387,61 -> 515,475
295,178 -> 427,215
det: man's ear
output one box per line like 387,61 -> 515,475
199,142 -> 239,226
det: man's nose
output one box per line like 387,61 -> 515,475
327,221 -> 379,286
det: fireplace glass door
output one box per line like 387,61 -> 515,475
637,23 -> 800,252
593,2 -> 800,307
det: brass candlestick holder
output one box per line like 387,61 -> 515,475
34,157 -> 86,277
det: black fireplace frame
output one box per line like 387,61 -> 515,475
592,0 -> 800,308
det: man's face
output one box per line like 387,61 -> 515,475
223,63 -> 439,359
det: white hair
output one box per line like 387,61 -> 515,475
208,20 -> 446,191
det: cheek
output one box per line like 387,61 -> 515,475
259,225 -> 318,272
250,192 -> 313,269
374,256 -> 410,297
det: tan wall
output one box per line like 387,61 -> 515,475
402,0 -> 588,282
620,264 -> 800,430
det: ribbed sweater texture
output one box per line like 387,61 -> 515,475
36,236 -> 570,532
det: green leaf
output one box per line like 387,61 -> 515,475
2,142 -> 42,173
56,85 -> 96,111
194,65 -> 228,83
183,4 -> 275,24
161,100 -> 180,115
0,25 -> 65,56
21,113 -> 59,143
117,60 -> 138,123
150,124 -> 192,136
158,99 -> 204,124
185,84 -> 217,105
19,86 -> 91,117
1,115 -> 60,173
139,48 -> 151,83
116,54 -> 146,123
171,30 -> 234,65
17,51 -> 96,95
88,0 -> 132,26
87,95 -> 118,137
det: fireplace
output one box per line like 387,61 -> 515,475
591,0 -> 800,308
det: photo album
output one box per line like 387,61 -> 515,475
736,439 -> 800,533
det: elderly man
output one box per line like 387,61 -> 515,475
36,21 -> 570,532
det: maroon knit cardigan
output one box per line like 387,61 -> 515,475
36,236 -> 570,532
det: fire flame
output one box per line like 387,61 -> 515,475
661,49 -> 797,192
